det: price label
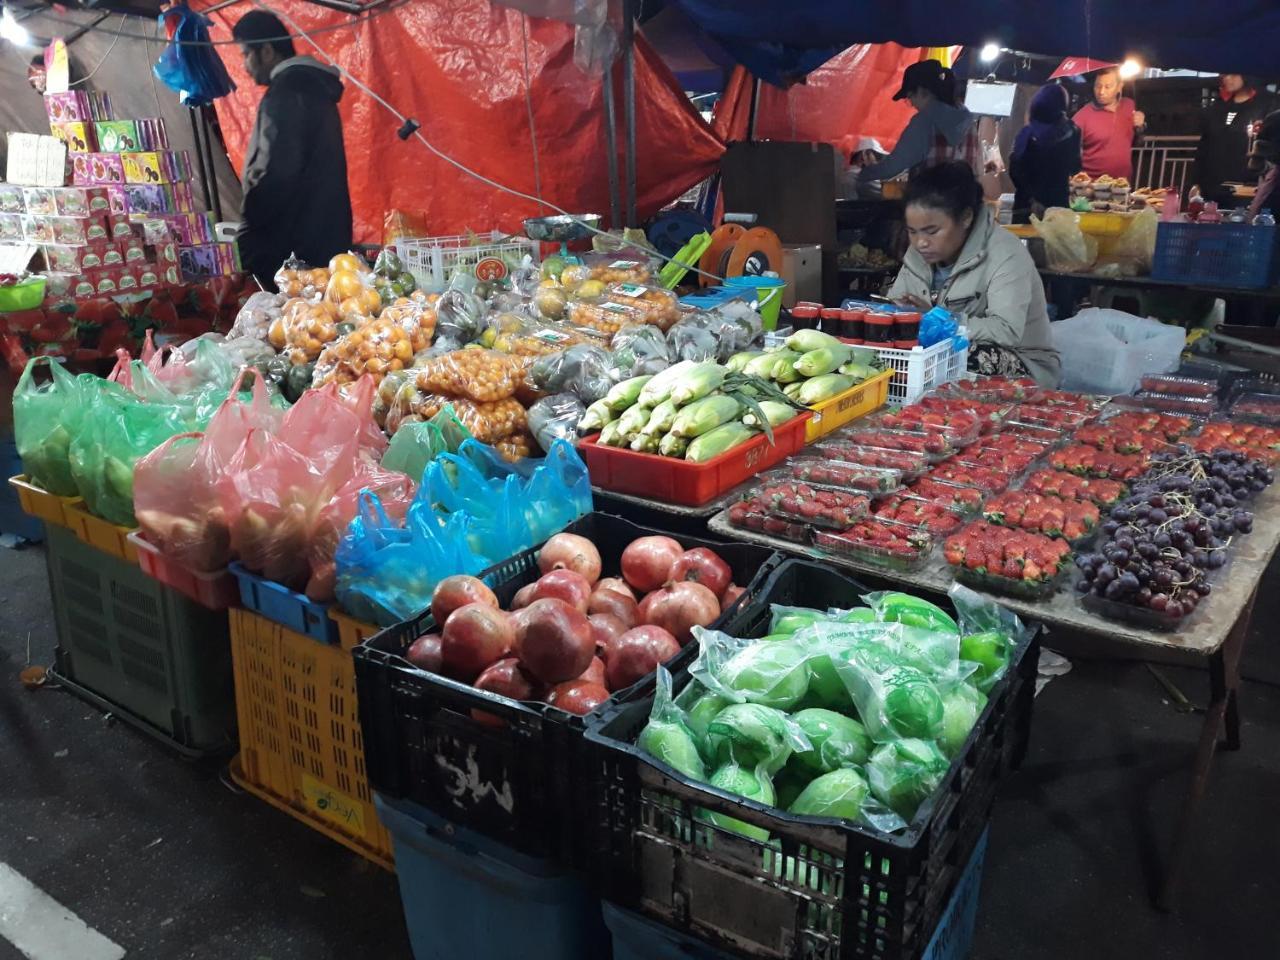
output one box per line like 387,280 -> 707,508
613,282 -> 645,297
474,256 -> 509,281
608,259 -> 640,269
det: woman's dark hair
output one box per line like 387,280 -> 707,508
904,162 -> 985,223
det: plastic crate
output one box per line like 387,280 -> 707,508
376,793 -> 609,960
126,531 -> 237,611
330,608 -> 379,652
579,413 -> 810,506
63,501 -> 138,563
602,827 -> 988,960
805,369 -> 894,443
584,559 -> 1039,960
353,512 -> 782,866
8,474 -> 80,528
1151,221 -> 1280,290
227,608 -> 394,870
44,524 -> 236,757
228,562 -> 338,644
393,231 -> 540,293
875,339 -> 970,406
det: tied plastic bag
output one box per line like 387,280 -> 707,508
229,291 -> 288,342
282,376 -> 387,469
1095,207 -> 1159,276
919,306 -> 969,351
13,357 -> 98,495
949,582 -> 1031,693
610,323 -> 671,377
414,349 -> 524,403
151,336 -> 237,397
381,414 -> 471,484
527,344 -> 614,402
865,738 -> 950,821
527,394 -> 586,453
518,438 -> 593,543
1052,307 -> 1186,395
667,321 -> 719,362
1032,208 -> 1098,271
638,667 -> 708,780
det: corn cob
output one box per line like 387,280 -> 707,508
670,395 -> 742,438
797,373 -> 855,405
617,402 -> 653,436
630,433 -> 661,454
726,351 -> 764,373
641,399 -> 679,436
795,343 -> 853,378
786,329 -> 844,353
638,360 -> 696,407
669,362 -> 727,406
740,400 -> 797,429
603,375 -> 654,412
685,423 -> 758,463
578,398 -> 617,434
659,432 -> 690,457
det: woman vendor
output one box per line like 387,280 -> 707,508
888,162 -> 1061,386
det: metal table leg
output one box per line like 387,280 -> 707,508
1155,588 -> 1255,910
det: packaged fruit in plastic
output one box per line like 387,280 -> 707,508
943,375 -> 1042,403
1021,469 -> 1125,506
1049,444 -> 1147,480
273,253 -> 329,300
415,349 -> 524,403
278,296 -> 341,363
873,405 -> 982,446
786,457 -> 903,495
815,442 -> 930,479
752,478 -> 870,529
312,301 -> 437,388
874,494 -> 964,535
943,520 -> 1070,592
566,298 -> 644,337
981,490 -> 1099,541
907,477 -> 985,513
411,393 -> 527,444
813,518 -> 934,570
928,460 -> 1010,493
726,497 -> 810,543
840,427 -> 955,460
1098,409 -> 1194,440
602,282 -> 681,331
587,257 -> 652,285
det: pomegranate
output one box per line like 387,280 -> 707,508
588,587 -> 639,627
579,656 -> 607,687
531,569 -> 592,612
432,575 -> 497,626
405,632 -> 442,673
621,536 -> 683,593
588,613 -> 628,654
472,658 -> 541,727
537,533 -> 602,584
721,584 -> 746,608
596,577 -> 636,601
516,598 -> 595,684
638,581 -> 720,645
440,603 -> 514,682
511,583 -> 538,609
546,680 -> 610,716
604,625 -> 681,690
669,547 -> 732,598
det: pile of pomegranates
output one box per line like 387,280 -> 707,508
403,532 -> 744,718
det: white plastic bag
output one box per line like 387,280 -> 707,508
1052,308 -> 1185,395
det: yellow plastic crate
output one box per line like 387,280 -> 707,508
804,367 -> 894,443
228,608 -> 394,870
329,609 -> 379,652
8,475 -> 81,528
63,502 -> 138,563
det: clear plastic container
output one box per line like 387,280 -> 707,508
869,407 -> 982,447
928,460 -> 1012,493
784,458 -> 904,495
1047,444 -> 1147,481
907,477 -> 986,514
1230,392 -> 1280,426
1080,591 -> 1195,632
873,493 -> 966,536
602,281 -> 681,331
813,520 -> 935,572
753,477 -> 871,529
916,395 -> 1018,435
1110,392 -> 1218,417
953,563 -> 1070,601
1020,469 -> 1127,507
958,446 -> 1043,475
839,426 -> 956,462
1013,404 -> 1091,431
725,500 -> 812,544
980,491 -> 1100,546
1138,374 -> 1217,399
1005,420 -> 1066,444
941,376 -> 1044,404
813,441 -> 930,480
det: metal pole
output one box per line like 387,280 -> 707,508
621,0 -> 637,227
602,64 -> 622,229
199,105 -> 224,223
747,76 -> 761,141
188,109 -> 214,213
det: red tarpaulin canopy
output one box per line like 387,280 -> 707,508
200,0 -> 725,243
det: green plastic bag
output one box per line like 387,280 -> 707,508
381,421 -> 450,484
13,359 -> 102,496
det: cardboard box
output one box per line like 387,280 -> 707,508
21,187 -> 57,217
136,118 -> 169,150
0,183 -> 24,213
123,152 -> 167,184
121,235 -> 147,263
136,261 -> 161,288
93,120 -> 140,153
49,121 -> 95,154
44,91 -> 91,123
71,153 -> 125,185
0,214 -> 24,242
53,186 -> 110,217
781,244 -> 823,308
21,216 -> 54,244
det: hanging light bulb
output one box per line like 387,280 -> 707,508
1119,58 -> 1142,80
979,43 -> 1001,63
0,7 -> 31,47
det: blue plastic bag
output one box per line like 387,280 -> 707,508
154,6 -> 235,107
919,307 -> 969,352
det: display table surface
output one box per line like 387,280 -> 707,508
1039,268 -> 1280,301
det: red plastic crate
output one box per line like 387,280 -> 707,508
126,531 -> 239,611
578,413 -> 810,505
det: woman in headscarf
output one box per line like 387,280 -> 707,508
1009,84 -> 1082,223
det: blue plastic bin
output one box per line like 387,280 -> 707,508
375,794 -> 609,960
227,563 -> 337,644
603,828 -> 989,960
1151,221 -> 1279,290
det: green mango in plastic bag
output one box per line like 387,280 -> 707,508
959,631 -> 1010,693
949,582 -> 1030,692
769,605 -> 833,636
706,702 -> 808,774
773,767 -> 809,812
717,641 -> 811,710
790,708 -> 872,774
866,739 -> 950,821
799,650 -> 852,711
864,591 -> 958,634
698,761 -> 775,842
789,767 -> 869,821
638,669 -> 706,781
13,359 -> 103,496
938,682 -> 986,759
680,690 -> 730,764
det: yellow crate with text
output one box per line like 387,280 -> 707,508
8,475 -> 81,528
228,608 -> 394,870
63,501 -> 138,563
803,367 -> 894,442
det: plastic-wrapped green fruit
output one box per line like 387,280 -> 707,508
875,593 -> 958,633
939,684 -> 986,758
882,665 -> 944,739
718,641 -> 810,710
839,607 -> 876,623
707,702 -> 794,774
699,762 -> 775,842
789,767 -> 869,821
684,692 -> 729,761
960,631 -> 1008,692
773,768 -> 809,812
791,708 -> 871,774
638,716 -> 706,781
866,739 -> 949,820
801,653 -> 851,711
770,607 -> 827,635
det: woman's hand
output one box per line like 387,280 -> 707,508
894,293 -> 931,310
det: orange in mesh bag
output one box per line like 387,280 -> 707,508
313,301 -> 438,387
415,349 -> 523,402
274,297 -> 340,362
411,392 -> 527,444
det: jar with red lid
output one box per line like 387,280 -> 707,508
840,308 -> 866,342
893,311 -> 921,349
864,311 -> 894,344
791,305 -> 819,330
820,307 -> 843,336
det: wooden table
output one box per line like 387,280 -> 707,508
707,489 -> 1280,909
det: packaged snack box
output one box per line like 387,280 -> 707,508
94,120 -> 140,153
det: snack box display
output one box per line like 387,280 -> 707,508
136,117 -> 169,150
122,150 -> 191,185
44,90 -> 91,122
21,215 -> 52,243
0,213 -> 23,241
178,242 -> 238,279
0,183 -> 25,213
72,153 -> 125,185
113,182 -> 194,217
21,186 -> 57,216
49,121 -> 95,153
53,186 -> 110,216
44,242 -> 124,273
94,120 -> 140,153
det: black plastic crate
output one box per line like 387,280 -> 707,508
352,511 -> 781,866
584,558 -> 1040,960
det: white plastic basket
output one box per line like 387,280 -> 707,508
394,231 -> 540,293
875,336 -> 969,405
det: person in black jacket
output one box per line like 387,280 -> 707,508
1194,75 -> 1275,208
1008,83 -> 1082,223
231,11 -> 352,288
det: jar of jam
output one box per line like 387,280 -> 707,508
840,308 -> 865,342
820,307 -> 844,336
864,311 -> 895,344
791,305 -> 819,330
893,311 -> 921,349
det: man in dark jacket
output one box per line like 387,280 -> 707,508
1194,74 -> 1275,207
231,11 -> 352,287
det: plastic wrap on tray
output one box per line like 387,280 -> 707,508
1012,404 -> 1091,432
838,426 -> 956,461
726,497 -> 811,543
915,395 -> 1016,435
1005,420 -> 1065,444
1138,374 -> 1217,398
927,460 -> 1011,493
907,476 -> 985,513
814,441 -> 930,479
1098,409 -> 1194,440
1109,392 -> 1218,417
980,490 -> 1100,542
1230,392 -> 1280,426
870,406 -> 982,446
1048,444 -> 1147,480
873,493 -> 965,536
751,477 -> 871,529
813,519 -> 935,571
414,349 -> 524,402
943,520 -> 1071,599
785,457 -> 903,495
603,281 -> 681,331
1021,469 -> 1127,507
941,376 -> 1043,403
956,445 -> 1042,474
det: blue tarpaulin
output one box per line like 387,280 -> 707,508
675,0 -> 1280,84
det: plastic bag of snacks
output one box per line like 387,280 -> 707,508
273,254 -> 329,300
312,300 -> 437,387
229,291 -> 288,342
13,357 -> 102,495
414,349 -> 524,402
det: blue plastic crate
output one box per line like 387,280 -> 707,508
679,286 -> 748,310
1151,221 -> 1279,290
602,828 -> 989,960
374,793 -> 610,960
227,563 -> 337,644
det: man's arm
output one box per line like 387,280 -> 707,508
859,114 -> 931,182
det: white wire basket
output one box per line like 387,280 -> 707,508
394,231 -> 540,293
875,335 -> 970,405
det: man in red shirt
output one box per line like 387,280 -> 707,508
1073,68 -> 1146,180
